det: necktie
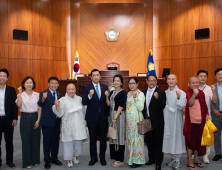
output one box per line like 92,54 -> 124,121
95,85 -> 100,99
53,92 -> 56,101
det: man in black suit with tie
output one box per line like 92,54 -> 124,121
142,75 -> 166,170
38,77 -> 62,169
0,68 -> 18,169
82,69 -> 108,166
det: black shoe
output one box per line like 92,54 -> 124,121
145,160 -> 155,165
155,164 -> 161,170
131,164 -> 142,168
212,154 -> 222,161
51,160 -> 62,165
88,159 -> 98,166
44,162 -> 51,169
0,164 -> 2,168
6,163 -> 15,169
100,159 -> 107,166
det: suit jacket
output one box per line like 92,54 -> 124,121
142,87 -> 166,129
211,83 -> 221,121
4,85 -> 18,125
82,82 -> 108,121
38,88 -> 62,127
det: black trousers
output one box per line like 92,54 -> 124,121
144,125 -> 164,166
0,117 -> 14,165
110,144 -> 125,162
87,120 -> 108,160
42,118 -> 61,162
20,112 -> 41,168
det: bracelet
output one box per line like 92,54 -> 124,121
113,118 -> 117,120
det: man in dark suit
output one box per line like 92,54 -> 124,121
82,69 -> 108,166
142,75 -> 166,170
0,68 -> 18,169
211,68 -> 222,161
38,77 -> 62,169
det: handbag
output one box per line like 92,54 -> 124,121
107,123 -> 118,139
107,123 -> 119,151
137,112 -> 153,134
201,119 -> 217,146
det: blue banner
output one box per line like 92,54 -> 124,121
146,49 -> 156,76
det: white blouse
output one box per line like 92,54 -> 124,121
16,91 -> 39,113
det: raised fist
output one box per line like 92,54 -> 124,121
193,89 -> 199,97
133,91 -> 137,98
43,92 -> 48,99
154,92 -> 159,99
18,86 -> 22,93
55,100 -> 60,106
89,89 -> 94,97
105,90 -> 109,97
176,90 -> 181,98
211,85 -> 216,93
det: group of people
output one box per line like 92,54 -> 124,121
0,68 -> 222,170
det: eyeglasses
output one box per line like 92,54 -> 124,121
128,82 -> 136,85
147,80 -> 156,83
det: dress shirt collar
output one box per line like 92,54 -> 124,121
0,85 -> 6,92
148,86 -> 156,92
92,82 -> 100,88
217,82 -> 222,87
48,88 -> 57,95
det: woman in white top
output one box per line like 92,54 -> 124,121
16,76 -> 42,169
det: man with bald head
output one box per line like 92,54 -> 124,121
162,74 -> 186,170
52,84 -> 87,168
184,77 -> 209,170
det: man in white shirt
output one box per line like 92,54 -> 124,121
197,70 -> 217,164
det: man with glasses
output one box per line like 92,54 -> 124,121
142,75 -> 166,170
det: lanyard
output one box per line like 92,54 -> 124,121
201,85 -> 206,91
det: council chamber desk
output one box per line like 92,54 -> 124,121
58,70 -> 168,96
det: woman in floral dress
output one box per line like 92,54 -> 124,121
126,76 -> 145,168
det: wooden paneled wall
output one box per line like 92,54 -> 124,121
0,0 -> 71,93
71,0 -> 153,76
1,0 -> 221,93
153,0 -> 222,91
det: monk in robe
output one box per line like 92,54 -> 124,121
163,74 -> 186,170
52,84 -> 87,167
184,77 -> 209,170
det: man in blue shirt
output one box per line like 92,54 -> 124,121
211,68 -> 222,161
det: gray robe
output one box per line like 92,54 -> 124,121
162,85 -> 186,154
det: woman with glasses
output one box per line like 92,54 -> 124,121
105,74 -> 127,167
126,77 -> 145,168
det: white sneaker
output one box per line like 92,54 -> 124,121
166,159 -> 176,167
203,156 -> 210,164
172,161 -> 182,170
73,157 -> 79,164
67,160 -> 73,167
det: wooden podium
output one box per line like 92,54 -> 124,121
58,70 -> 168,96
